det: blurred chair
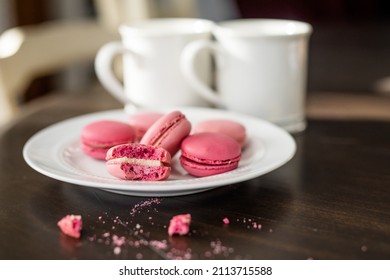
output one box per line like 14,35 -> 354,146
0,20 -> 116,125
0,0 -> 196,126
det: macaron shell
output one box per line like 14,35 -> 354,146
181,132 -> 241,162
140,111 -> 191,157
81,120 -> 136,160
193,119 -> 246,147
81,120 -> 135,146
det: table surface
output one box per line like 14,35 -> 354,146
0,87 -> 389,260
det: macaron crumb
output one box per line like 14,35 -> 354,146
168,214 -> 191,236
106,143 -> 171,181
57,214 -> 82,239
136,253 -> 143,259
113,246 -> 121,255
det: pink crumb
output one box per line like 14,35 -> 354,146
113,247 -> 121,255
223,218 -> 230,224
168,214 -> 191,236
136,253 -> 143,259
112,235 -> 126,247
150,240 -> 168,250
57,215 -> 82,239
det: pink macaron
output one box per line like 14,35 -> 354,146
140,111 -> 191,157
128,112 -> 163,141
81,120 -> 136,160
180,132 -> 241,177
106,143 -> 171,181
193,119 -> 246,147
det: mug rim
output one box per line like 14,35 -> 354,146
214,18 -> 313,38
119,18 -> 215,37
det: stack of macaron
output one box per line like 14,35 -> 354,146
80,110 -> 246,181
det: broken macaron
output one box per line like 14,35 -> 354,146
168,214 -> 191,236
106,143 -> 171,181
57,214 -> 82,239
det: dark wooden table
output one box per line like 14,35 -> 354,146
1,87 -> 389,259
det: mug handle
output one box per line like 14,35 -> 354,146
181,39 -> 226,109
95,42 -> 135,105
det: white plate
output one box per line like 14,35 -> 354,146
23,108 -> 296,197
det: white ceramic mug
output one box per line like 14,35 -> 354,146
181,19 -> 313,132
95,18 -> 215,113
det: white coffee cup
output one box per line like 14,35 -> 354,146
95,18 -> 215,113
181,19 -> 313,132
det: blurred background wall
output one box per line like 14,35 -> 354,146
1,0 -> 390,105
234,0 -> 390,94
